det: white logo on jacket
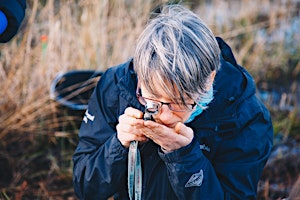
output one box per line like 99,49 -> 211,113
199,144 -> 210,152
83,110 -> 95,123
185,169 -> 204,188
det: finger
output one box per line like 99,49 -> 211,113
118,113 -> 144,128
141,123 -> 173,143
124,107 -> 143,119
175,122 -> 193,138
116,124 -> 148,147
175,122 -> 183,134
143,120 -> 160,129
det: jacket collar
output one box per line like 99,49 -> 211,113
116,58 -> 144,110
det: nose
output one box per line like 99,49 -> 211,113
157,104 -> 174,122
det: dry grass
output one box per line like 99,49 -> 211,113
0,0 -> 156,138
0,0 -> 299,199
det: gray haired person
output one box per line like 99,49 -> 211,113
73,4 -> 273,199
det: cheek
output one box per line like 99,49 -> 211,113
154,108 -> 192,124
180,112 -> 192,122
171,111 -> 192,123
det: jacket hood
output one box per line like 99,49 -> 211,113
207,37 -> 256,116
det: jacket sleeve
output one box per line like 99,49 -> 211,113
159,95 -> 273,199
159,137 -> 225,199
0,0 -> 26,43
72,69 -> 129,200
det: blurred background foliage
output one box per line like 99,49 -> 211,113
0,0 -> 299,199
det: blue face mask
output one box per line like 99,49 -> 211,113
185,87 -> 214,123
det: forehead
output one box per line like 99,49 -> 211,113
140,81 -> 192,103
140,80 -> 173,98
138,69 -> 196,104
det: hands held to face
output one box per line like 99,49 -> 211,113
116,107 -> 194,152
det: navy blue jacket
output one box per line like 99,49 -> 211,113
0,0 -> 26,43
73,37 -> 273,199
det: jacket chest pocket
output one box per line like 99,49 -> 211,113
193,115 -> 239,160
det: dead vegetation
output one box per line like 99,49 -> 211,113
0,0 -> 299,199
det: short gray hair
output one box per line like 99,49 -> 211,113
134,4 -> 220,106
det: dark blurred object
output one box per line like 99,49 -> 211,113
50,70 -> 102,133
0,153 -> 13,188
50,70 -> 103,111
257,136 -> 300,199
0,0 -> 26,43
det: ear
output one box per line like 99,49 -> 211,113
206,70 -> 216,90
210,70 -> 217,83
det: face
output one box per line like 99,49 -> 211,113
139,84 -> 194,128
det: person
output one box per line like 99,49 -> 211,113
73,4 -> 273,199
0,0 -> 26,43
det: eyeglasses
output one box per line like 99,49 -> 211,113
136,91 -> 196,112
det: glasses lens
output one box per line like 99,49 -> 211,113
169,103 -> 194,112
137,90 -> 195,112
137,95 -> 147,105
145,102 -> 160,114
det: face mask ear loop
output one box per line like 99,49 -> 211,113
185,86 -> 214,124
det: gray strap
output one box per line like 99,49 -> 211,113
128,141 -> 142,200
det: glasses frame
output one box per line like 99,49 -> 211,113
136,91 -> 196,112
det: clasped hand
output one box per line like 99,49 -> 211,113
117,107 -> 194,152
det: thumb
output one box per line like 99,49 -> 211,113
175,122 -> 193,139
